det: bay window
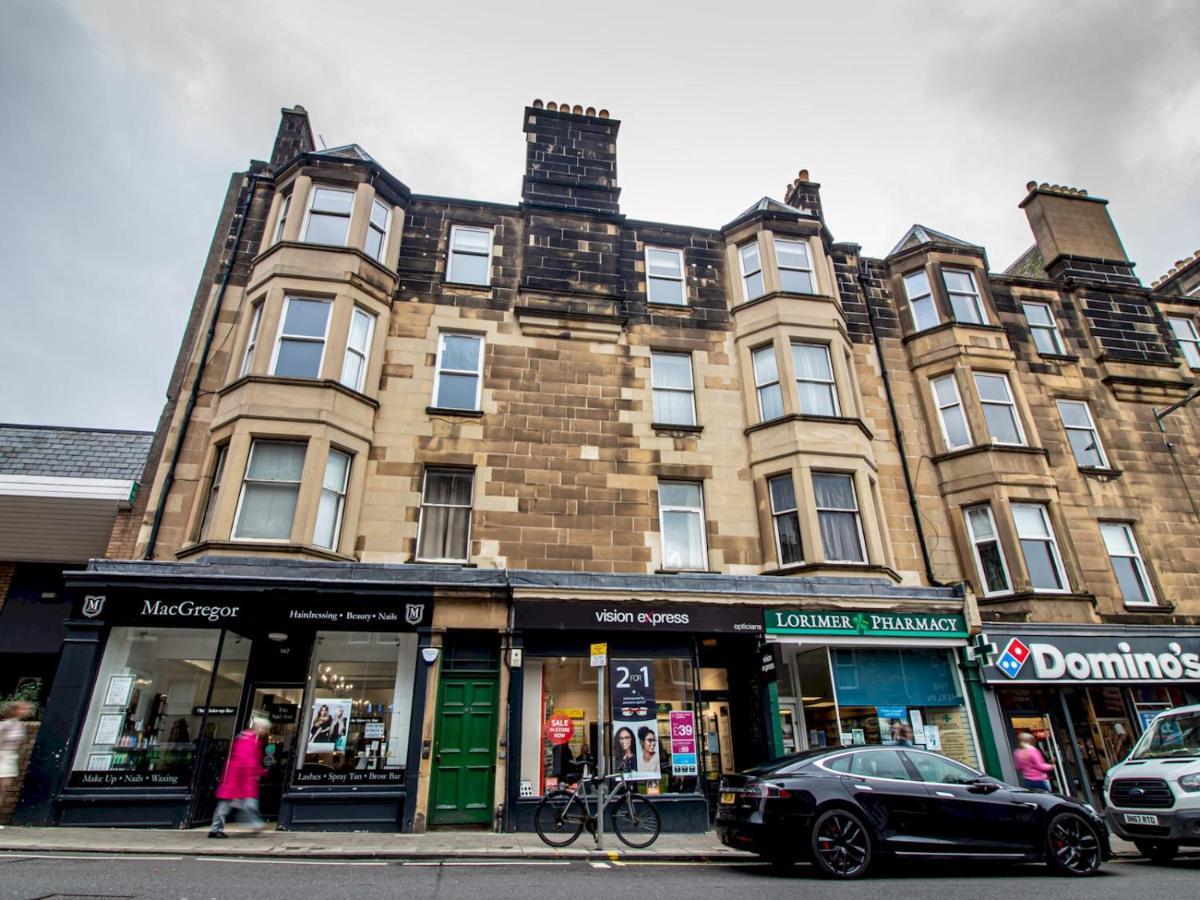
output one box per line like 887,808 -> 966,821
943,269 -> 986,324
973,372 -> 1025,445
364,198 -> 390,262
1012,503 -> 1068,592
339,308 -> 375,392
775,237 -> 815,294
239,304 -> 262,378
312,449 -> 351,551
792,342 -> 838,416
739,242 -> 765,301
931,374 -> 972,450
964,505 -> 1011,596
903,270 -> 940,332
302,186 -> 354,246
769,474 -> 803,566
272,297 -> 331,380
752,344 -> 783,421
813,473 -> 865,563
233,441 -> 306,541
272,193 -> 291,245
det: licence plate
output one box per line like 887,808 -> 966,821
1124,813 -> 1159,825
720,791 -> 736,805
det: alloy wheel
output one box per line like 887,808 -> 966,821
1048,812 -> 1102,876
813,810 -> 871,878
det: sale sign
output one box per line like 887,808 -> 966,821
543,715 -> 575,746
669,710 -> 697,776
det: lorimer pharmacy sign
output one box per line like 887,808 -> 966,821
766,609 -> 968,639
982,631 -> 1200,685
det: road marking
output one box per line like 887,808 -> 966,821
611,860 -> 770,867
591,861 -> 611,868
400,860 -> 572,867
0,852 -> 186,862
196,856 -> 387,866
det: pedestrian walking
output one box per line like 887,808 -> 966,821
209,715 -> 270,838
1013,731 -> 1055,791
0,700 -> 32,828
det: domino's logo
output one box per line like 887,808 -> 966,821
996,638 -> 1031,678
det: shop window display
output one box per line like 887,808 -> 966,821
71,627 -> 250,787
294,631 -> 418,785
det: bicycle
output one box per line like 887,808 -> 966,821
533,758 -> 661,848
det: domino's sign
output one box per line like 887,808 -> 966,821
982,631 -> 1200,684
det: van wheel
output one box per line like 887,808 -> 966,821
1134,840 -> 1179,864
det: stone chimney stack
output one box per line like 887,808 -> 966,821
271,105 -> 316,169
1019,182 -> 1137,285
521,100 -> 620,215
783,169 -> 825,223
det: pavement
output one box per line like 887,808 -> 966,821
0,824 -> 1162,861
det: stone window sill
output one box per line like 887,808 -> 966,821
932,443 -> 1048,464
1078,465 -> 1122,479
745,413 -> 873,440
426,406 -> 484,418
652,422 -> 703,434
1038,353 -> 1080,364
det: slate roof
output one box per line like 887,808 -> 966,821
0,424 -> 153,481
722,196 -> 808,230
889,224 -> 983,258
1004,244 -> 1049,279
314,143 -> 374,162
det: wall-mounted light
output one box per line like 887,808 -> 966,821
268,632 -> 288,642
421,647 -> 441,665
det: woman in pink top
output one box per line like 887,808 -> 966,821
1013,732 -> 1055,791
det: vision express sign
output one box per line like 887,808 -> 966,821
514,600 -> 763,634
982,631 -> 1200,685
72,591 -> 429,630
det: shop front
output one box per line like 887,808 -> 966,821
506,598 -> 769,833
17,561 -> 432,832
764,608 -> 984,769
978,624 -> 1200,807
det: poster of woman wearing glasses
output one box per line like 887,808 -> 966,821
610,660 -> 661,781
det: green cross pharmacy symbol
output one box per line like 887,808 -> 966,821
851,613 -> 870,634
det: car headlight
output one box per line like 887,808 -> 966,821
1178,774 -> 1200,793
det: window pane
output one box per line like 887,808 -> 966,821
813,473 -> 855,510
652,354 -> 692,389
932,376 -> 959,407
769,475 -> 797,511
1183,342 -> 1200,369
966,507 -> 995,541
653,390 -> 695,425
247,442 -> 306,481
798,382 -> 837,416
236,483 -> 299,539
419,505 -> 470,559
1112,557 -> 1150,604
904,270 -> 931,299
780,269 -> 814,293
304,213 -> 350,246
283,299 -> 331,337
982,404 -> 1022,444
1023,303 -> 1053,327
911,295 -> 939,331
941,405 -> 971,448
370,199 -> 389,230
1066,428 -> 1104,467
660,482 -> 701,508
776,511 -> 803,565
1056,401 -> 1090,429
973,373 -> 1011,403
950,293 -> 982,324
740,243 -> 760,273
753,346 -> 779,384
436,372 -> 479,409
441,334 -> 482,372
775,239 -> 810,269
648,277 -> 685,304
364,228 -> 384,261
323,451 -> 350,492
1100,524 -> 1134,556
341,352 -> 365,391
743,270 -> 765,300
647,249 -> 682,278
792,344 -> 833,380
1013,506 -> 1050,539
448,251 -> 490,285
758,383 -> 783,420
1031,328 -> 1060,355
313,490 -> 342,549
909,752 -> 977,785
819,510 -> 865,562
662,510 -> 705,569
312,188 -> 353,214
849,750 -> 911,779
942,270 -> 975,293
274,339 -> 324,379
1021,540 -> 1063,591
426,471 -> 473,506
349,311 -> 372,351
452,228 -> 491,253
978,540 -> 1010,593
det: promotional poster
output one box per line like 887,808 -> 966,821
610,659 -> 660,780
307,698 -> 351,754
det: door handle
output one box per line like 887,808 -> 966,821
934,791 -> 955,798
436,753 -> 442,763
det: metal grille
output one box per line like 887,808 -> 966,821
1109,778 -> 1174,809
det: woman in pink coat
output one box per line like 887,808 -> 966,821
209,716 -> 269,838
1013,731 -> 1055,791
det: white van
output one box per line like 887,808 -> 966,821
1104,703 -> 1200,863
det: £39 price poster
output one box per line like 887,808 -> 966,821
669,710 -> 697,776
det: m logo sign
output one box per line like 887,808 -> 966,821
405,603 -> 425,626
82,595 -> 107,618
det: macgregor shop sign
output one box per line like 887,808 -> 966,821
982,631 -> 1200,685
766,609 -> 968,639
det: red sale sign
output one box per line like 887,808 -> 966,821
544,716 -> 575,746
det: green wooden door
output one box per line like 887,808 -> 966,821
429,674 -> 498,825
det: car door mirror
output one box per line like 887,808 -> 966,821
967,776 -> 1000,794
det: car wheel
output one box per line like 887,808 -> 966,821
809,808 -> 873,879
1045,811 -> 1103,876
1134,840 -> 1179,864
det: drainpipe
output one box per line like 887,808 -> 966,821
855,258 -> 940,586
143,171 -> 265,559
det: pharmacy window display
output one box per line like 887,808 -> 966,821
294,631 -> 418,785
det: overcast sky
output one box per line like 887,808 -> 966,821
2,0 -> 1198,430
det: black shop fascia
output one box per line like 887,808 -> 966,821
17,558 -> 442,833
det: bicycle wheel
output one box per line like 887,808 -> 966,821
611,792 -> 661,848
534,789 -> 586,847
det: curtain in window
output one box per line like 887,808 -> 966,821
236,443 -> 305,540
792,344 -> 836,415
813,474 -> 864,562
419,471 -> 473,560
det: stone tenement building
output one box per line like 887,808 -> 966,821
18,101 -> 1200,832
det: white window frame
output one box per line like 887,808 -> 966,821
931,373 -> 972,451
1056,399 -> 1108,469
657,481 -> 709,571
943,268 -> 987,325
364,198 -> 391,263
269,296 -> 332,380
232,440 -> 306,543
415,468 -> 475,563
312,448 -> 351,551
1022,302 -> 1066,355
739,241 -> 765,302
1101,522 -> 1156,606
644,246 -> 686,306
272,193 -> 291,245
339,308 -> 376,393
963,504 -> 1012,597
973,372 -> 1026,446
752,344 -> 783,422
812,472 -> 867,564
903,269 -> 941,332
432,332 -> 485,411
239,303 -> 263,378
774,237 -> 816,295
300,185 -> 355,246
768,474 -> 804,567
447,225 -> 494,286
1168,316 -> 1200,369
791,342 -> 839,417
1011,503 -> 1070,594
650,351 -> 697,426
198,444 -> 228,541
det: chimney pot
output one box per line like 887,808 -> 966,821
599,109 -> 609,118
533,99 -> 544,109
1026,181 -> 1037,191
585,106 -> 596,116
548,101 -> 558,111
572,104 -> 583,114
798,168 -> 809,181
1177,260 -> 1186,268
559,100 -> 569,112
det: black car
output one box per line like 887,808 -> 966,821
717,745 -> 1109,879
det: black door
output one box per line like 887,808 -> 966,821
834,749 -> 934,853
904,750 -> 1039,854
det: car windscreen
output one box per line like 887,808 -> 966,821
1130,711 -> 1200,760
742,748 -> 832,775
